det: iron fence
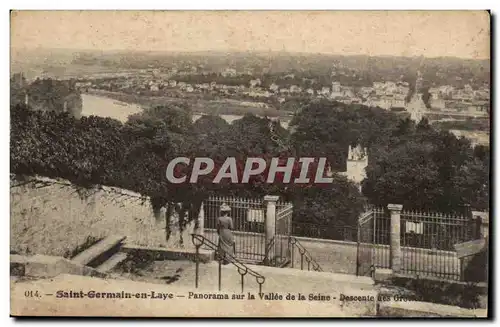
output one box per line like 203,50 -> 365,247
273,202 -> 293,266
399,209 -> 474,280
357,210 -> 375,276
202,195 -> 293,265
401,210 -> 472,251
202,194 -> 482,282
203,195 -> 266,262
372,207 -> 391,270
369,207 -> 478,281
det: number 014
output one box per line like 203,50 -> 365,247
24,290 -> 40,297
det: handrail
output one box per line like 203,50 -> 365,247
191,233 -> 266,294
289,236 -> 323,272
262,236 -> 277,267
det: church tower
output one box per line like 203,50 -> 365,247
415,70 -> 423,93
345,145 -> 368,186
406,71 -> 426,123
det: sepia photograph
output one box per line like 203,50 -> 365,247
9,10 -> 491,318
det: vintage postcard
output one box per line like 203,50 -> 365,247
10,10 -> 490,317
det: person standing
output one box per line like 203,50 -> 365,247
217,203 -> 235,264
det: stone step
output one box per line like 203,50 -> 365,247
121,244 -> 214,263
96,252 -> 128,273
72,235 -> 126,266
194,261 -> 375,295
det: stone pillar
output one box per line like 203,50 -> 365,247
472,211 -> 489,238
387,204 -> 403,273
264,195 -> 279,264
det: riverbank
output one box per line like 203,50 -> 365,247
81,93 -> 143,122
81,93 -> 291,128
87,89 -> 291,118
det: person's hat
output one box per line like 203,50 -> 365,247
220,203 -> 231,212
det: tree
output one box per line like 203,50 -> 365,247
362,119 -> 489,212
290,99 -> 399,170
289,99 -> 489,212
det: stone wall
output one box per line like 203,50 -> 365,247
10,177 -> 197,257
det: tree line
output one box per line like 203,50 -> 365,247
10,97 -> 489,241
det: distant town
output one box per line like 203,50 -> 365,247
10,50 -> 490,146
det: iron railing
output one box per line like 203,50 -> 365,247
262,236 -> 277,266
289,236 -> 323,272
356,211 -> 375,277
366,207 -> 479,281
191,233 -> 266,294
202,196 -> 266,261
260,236 -> 290,268
399,209 -> 473,281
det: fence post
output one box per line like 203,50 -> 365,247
264,195 -> 279,265
471,211 -> 489,239
387,204 -> 403,274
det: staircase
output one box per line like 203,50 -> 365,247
191,233 -> 266,293
72,235 -> 128,273
286,236 -> 323,271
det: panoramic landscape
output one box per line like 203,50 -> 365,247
10,11 -> 490,318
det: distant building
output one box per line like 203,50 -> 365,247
405,73 -> 427,123
289,85 -> 302,94
431,97 -> 446,110
327,145 -> 368,191
269,83 -> 279,92
319,86 -> 330,96
221,68 -> 237,77
345,145 -> 368,186
415,71 -> 424,93
331,82 -> 341,93
11,72 -> 26,88
406,93 -> 426,123
250,79 -> 261,88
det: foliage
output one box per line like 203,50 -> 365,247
11,88 -> 489,235
11,104 -> 126,188
291,175 -> 365,229
290,99 -> 400,170
11,98 -> 368,232
387,276 -> 485,309
433,118 -> 490,132
11,78 -> 83,118
363,118 -> 489,211
290,101 -> 489,212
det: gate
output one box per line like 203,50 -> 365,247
203,196 -> 266,262
271,201 -> 293,267
356,210 -> 375,277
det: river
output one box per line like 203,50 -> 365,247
81,93 -> 290,129
81,94 -> 143,122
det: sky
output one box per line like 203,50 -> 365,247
10,11 -> 490,60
